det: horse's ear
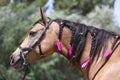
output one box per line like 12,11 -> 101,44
40,7 -> 47,25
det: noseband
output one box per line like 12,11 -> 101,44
18,19 -> 53,69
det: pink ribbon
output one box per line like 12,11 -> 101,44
104,49 -> 112,57
56,39 -> 62,51
68,45 -> 73,57
81,58 -> 90,68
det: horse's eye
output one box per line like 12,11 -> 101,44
29,31 -> 37,36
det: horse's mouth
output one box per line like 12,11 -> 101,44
15,61 -> 22,70
11,59 -> 23,71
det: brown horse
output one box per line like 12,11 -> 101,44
10,8 -> 120,80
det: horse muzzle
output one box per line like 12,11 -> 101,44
10,54 -> 23,70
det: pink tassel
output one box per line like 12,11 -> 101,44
56,39 -> 62,51
81,58 -> 90,68
104,49 -> 112,57
68,45 -> 73,57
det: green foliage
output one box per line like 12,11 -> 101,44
32,0 -> 47,7
27,54 -> 83,80
0,65 -> 19,80
0,0 -> 8,6
81,6 -> 115,31
0,1 -> 118,80
55,0 -> 114,15
51,6 -> 118,32
0,5 -> 41,69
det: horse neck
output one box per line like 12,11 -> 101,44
57,27 -> 72,57
57,26 -> 92,77
54,19 -> 120,80
56,25 -> 117,79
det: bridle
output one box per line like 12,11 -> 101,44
18,19 -> 54,80
16,18 -> 65,80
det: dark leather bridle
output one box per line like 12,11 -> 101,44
19,19 -> 54,68
17,18 -> 65,80
18,19 -> 54,80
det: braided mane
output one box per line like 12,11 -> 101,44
55,19 -> 119,63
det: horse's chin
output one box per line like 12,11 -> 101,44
12,60 -> 23,71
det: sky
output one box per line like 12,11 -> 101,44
44,0 -> 55,16
114,0 -> 120,27
44,0 -> 120,27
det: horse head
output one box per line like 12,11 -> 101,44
10,8 -> 71,70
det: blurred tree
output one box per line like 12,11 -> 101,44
21,0 -> 34,5
0,0 -> 9,6
0,0 -> 117,80
54,0 -> 114,15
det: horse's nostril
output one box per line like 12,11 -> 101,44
10,55 -> 15,65
11,60 -> 14,65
